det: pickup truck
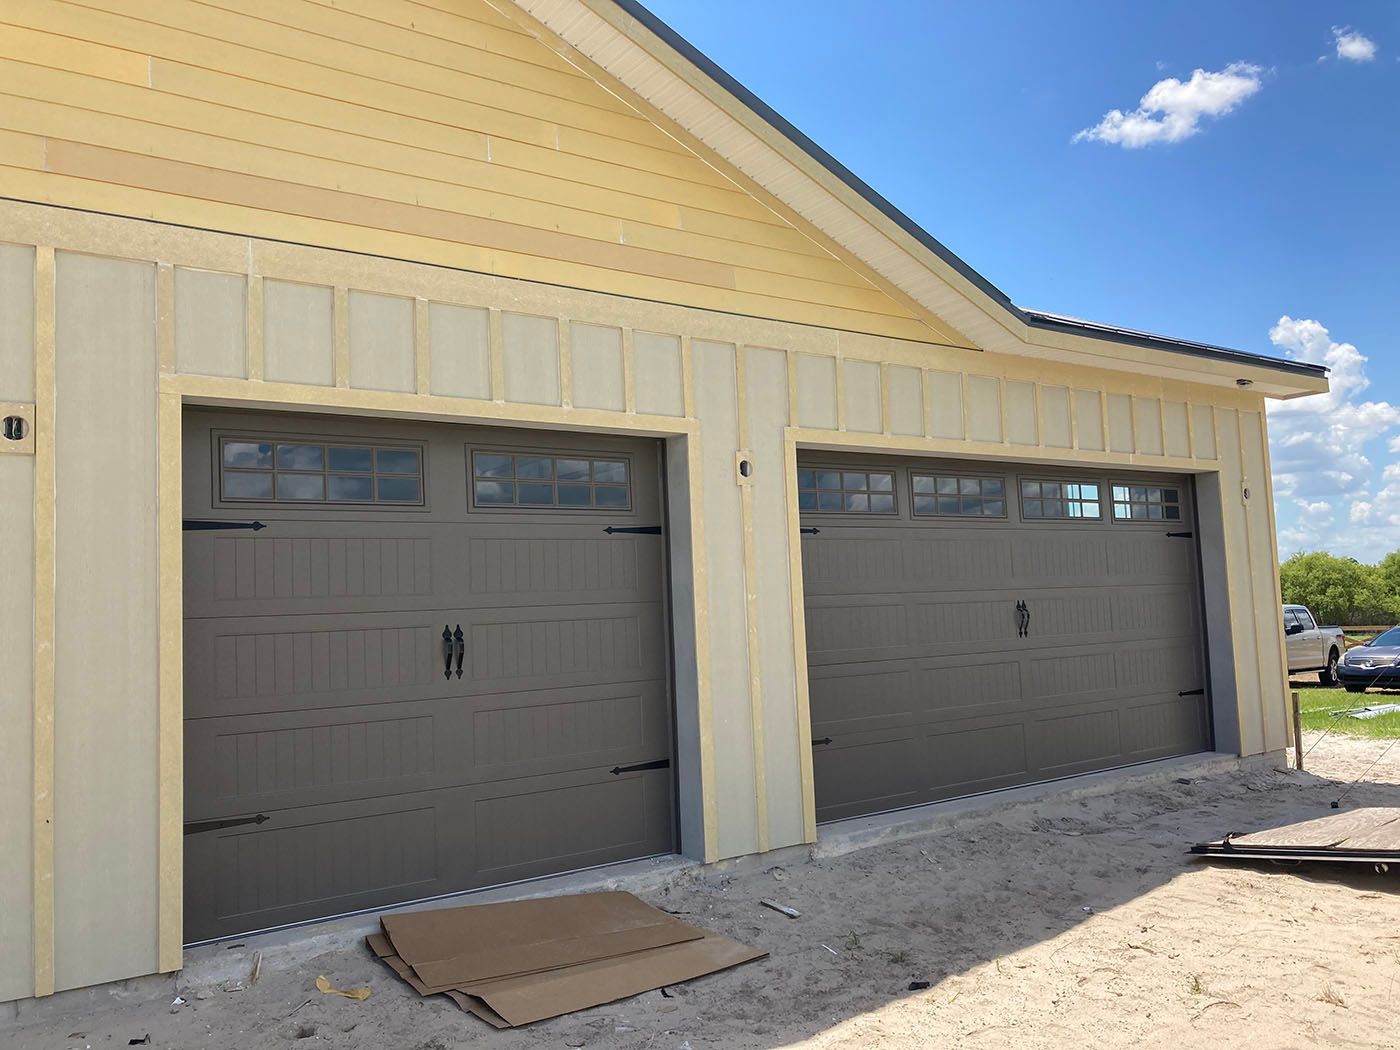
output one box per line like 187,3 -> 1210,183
1283,604 -> 1346,685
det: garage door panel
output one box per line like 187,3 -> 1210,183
1028,706 -> 1123,778
1114,640 -> 1205,697
1011,532 -> 1112,583
469,681 -> 671,782
1121,695 -> 1210,759
812,729 -> 923,821
801,453 -> 1210,824
184,789 -> 466,943
471,767 -> 672,884
804,599 -> 909,662
803,667 -> 915,733
185,700 -> 447,818
466,603 -> 663,688
927,720 -> 1028,796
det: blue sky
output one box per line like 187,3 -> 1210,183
644,1 -> 1400,561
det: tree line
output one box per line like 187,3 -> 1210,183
1279,550 -> 1400,627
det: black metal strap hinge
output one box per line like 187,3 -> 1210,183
1166,531 -> 1194,539
1178,688 -> 1206,697
604,526 -> 663,535
610,758 -> 671,775
812,737 -> 832,746
800,527 -> 821,535
184,814 -> 270,836
183,519 -> 267,532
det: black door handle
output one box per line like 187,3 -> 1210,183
1015,600 -> 1028,638
1025,602 -> 1031,638
442,625 -> 454,679
453,625 -> 465,679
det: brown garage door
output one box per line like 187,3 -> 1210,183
182,410 -> 674,942
800,454 -> 1211,823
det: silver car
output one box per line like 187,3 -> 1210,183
1335,626 -> 1400,693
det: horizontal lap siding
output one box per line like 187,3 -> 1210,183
0,0 -> 948,343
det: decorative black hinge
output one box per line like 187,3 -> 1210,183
183,813 -> 270,836
1177,688 -> 1206,697
812,737 -> 833,746
800,527 -> 821,535
1166,531 -> 1194,539
604,526 -> 663,535
183,519 -> 267,532
610,758 -> 671,775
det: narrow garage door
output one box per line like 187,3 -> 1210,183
801,454 -> 1211,823
183,410 -> 674,942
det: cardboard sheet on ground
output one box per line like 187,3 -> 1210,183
1192,807 -> 1400,862
381,891 -> 702,988
368,891 -> 767,1027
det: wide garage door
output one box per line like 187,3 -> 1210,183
183,410 -> 674,941
801,453 -> 1211,823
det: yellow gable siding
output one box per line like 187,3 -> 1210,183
0,0 -> 967,345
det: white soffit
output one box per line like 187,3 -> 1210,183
506,0 -> 1326,398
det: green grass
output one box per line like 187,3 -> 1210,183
1289,679 -> 1400,739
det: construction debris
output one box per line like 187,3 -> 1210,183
366,891 -> 765,1028
759,898 -> 800,919
315,975 -> 370,1001
1192,807 -> 1400,865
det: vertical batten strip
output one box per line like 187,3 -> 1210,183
332,287 -> 350,389
1098,391 -> 1111,451
680,335 -> 695,419
784,432 -> 818,841
833,355 -> 846,431
31,246 -> 56,998
733,346 -> 768,854
155,390 -> 182,972
413,298 -> 430,396
785,351 -> 799,427
1185,400 -> 1198,458
244,275 -> 263,381
557,318 -> 573,408
683,432 -> 719,860
920,369 -> 934,437
155,264 -> 175,375
879,363 -> 892,435
621,327 -> 636,414
1255,407 -> 1290,750
487,308 -> 505,402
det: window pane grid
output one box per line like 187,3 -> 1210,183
797,467 -> 896,514
1111,484 -> 1182,521
911,474 -> 1006,517
221,438 -> 422,505
1020,479 -> 1101,519
472,452 -> 631,510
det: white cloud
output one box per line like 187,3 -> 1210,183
1268,317 -> 1400,559
1333,27 -> 1377,62
1073,63 -> 1263,148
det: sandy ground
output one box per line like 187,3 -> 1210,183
9,734 -> 1399,1050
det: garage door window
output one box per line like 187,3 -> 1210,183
1020,479 -> 1100,519
797,468 -> 896,513
1111,484 -> 1182,521
220,438 -> 423,505
911,474 -> 1006,518
472,451 -> 631,510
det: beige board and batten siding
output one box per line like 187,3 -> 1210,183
0,198 -> 1290,1001
0,243 -> 37,1001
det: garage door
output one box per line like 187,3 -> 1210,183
182,410 -> 674,942
800,454 -> 1211,823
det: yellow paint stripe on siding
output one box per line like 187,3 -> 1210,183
0,23 -> 148,85
2,160 -> 945,342
42,139 -> 735,286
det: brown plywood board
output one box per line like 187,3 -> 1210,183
1224,808 -> 1400,850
